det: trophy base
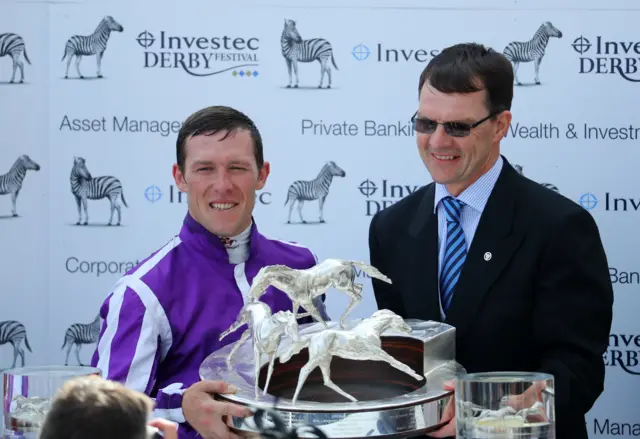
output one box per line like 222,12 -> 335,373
262,335 -> 424,404
200,319 -> 461,439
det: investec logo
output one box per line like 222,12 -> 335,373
144,185 -> 271,205
605,333 -> 640,375
358,179 -> 421,216
572,35 -> 640,82
578,192 -> 640,212
351,43 -> 439,63
136,31 -> 260,77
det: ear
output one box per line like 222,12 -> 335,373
172,163 -> 188,192
256,161 -> 270,191
493,110 -> 512,143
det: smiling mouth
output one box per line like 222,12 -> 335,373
209,202 -> 237,211
432,153 -> 459,161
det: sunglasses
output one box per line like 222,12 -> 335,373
411,111 -> 498,137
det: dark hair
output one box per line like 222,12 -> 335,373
39,376 -> 152,439
176,105 -> 264,171
418,43 -> 514,115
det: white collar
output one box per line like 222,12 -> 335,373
224,221 -> 252,264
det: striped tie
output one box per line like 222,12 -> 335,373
440,196 -> 467,312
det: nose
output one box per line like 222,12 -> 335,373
428,124 -> 453,148
211,170 -> 233,192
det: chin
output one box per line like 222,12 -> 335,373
428,169 -> 452,182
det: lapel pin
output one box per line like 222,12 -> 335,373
484,252 -> 492,261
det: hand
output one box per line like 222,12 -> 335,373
501,380 -> 549,423
182,380 -> 253,439
148,418 -> 179,439
502,380 -> 546,411
427,380 -> 456,438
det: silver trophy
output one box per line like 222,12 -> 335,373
246,258 -> 392,329
278,309 -> 425,404
203,258 -> 464,438
219,300 -> 302,399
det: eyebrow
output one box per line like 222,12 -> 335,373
191,160 -> 213,167
191,159 -> 252,167
456,118 -> 479,124
418,114 -> 477,124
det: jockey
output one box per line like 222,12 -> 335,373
91,106 -> 329,439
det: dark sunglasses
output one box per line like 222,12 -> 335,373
411,111 -> 498,137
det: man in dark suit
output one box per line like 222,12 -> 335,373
368,43 -> 613,439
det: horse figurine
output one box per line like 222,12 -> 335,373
219,301 -> 302,399
278,309 -> 424,404
247,258 -> 392,329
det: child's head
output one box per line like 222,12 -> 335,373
39,376 -> 155,439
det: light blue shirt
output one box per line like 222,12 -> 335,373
433,156 -> 503,319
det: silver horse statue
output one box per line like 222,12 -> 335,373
247,258 -> 392,329
219,301 -> 302,399
278,309 -> 424,404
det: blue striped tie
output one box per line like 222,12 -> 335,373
440,196 -> 467,312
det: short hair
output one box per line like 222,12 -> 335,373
418,42 -> 514,115
176,105 -> 264,171
39,376 -> 153,439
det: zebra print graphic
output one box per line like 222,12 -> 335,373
503,21 -> 562,86
0,320 -> 32,369
70,156 -> 128,226
540,182 -> 559,193
62,15 -> 124,79
285,161 -> 345,224
0,33 -> 31,83
281,19 -> 338,89
513,164 -> 560,193
0,154 -> 40,217
61,315 -> 100,366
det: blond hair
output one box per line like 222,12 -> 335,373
39,376 -> 153,439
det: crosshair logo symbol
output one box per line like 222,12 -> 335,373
358,180 -> 377,197
352,44 -> 370,61
145,185 -> 162,203
137,31 -> 155,48
572,36 -> 591,54
579,193 -> 598,210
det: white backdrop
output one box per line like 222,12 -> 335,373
1,0 -> 638,436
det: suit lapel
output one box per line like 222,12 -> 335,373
444,162 -> 524,340
406,184 -> 442,322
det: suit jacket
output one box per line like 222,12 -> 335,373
368,157 -> 613,439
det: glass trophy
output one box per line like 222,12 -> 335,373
2,365 -> 101,438
455,371 -> 555,439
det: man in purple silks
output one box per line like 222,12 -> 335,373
91,105 -> 328,439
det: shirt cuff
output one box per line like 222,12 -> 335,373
153,382 -> 187,424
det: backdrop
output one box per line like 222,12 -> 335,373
1,0 -> 638,436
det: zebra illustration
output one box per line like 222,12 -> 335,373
281,19 -> 338,89
540,182 -> 559,193
0,154 -> 40,217
513,164 -> 559,193
62,15 -> 124,79
0,320 -> 32,369
284,161 -> 345,224
61,315 -> 100,366
70,156 -> 128,226
503,21 -> 563,86
0,33 -> 31,83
